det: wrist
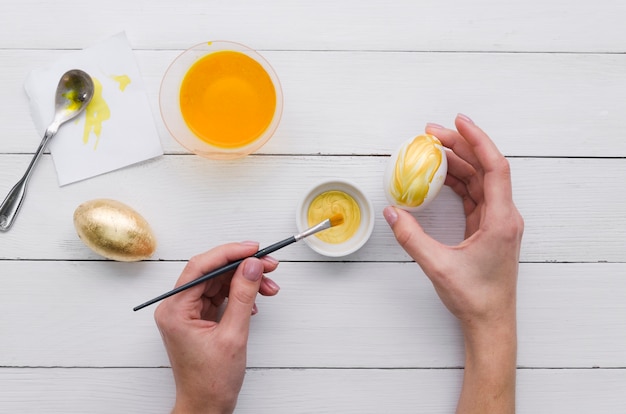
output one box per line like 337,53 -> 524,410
463,314 -> 517,366
458,311 -> 517,413
172,396 -> 235,414
462,306 -> 517,364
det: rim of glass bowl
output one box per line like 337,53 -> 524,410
159,41 -> 283,160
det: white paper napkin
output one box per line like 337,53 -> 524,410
24,32 -> 163,186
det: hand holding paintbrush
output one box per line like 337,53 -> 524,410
134,214 -> 344,311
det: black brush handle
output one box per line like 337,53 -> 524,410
133,236 -> 296,311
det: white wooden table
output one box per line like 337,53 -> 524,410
1,1 -> 625,412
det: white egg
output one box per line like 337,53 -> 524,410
383,134 -> 448,212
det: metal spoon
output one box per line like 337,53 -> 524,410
0,69 -> 94,232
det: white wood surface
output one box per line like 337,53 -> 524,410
1,261 -> 625,368
1,1 -> 625,413
2,368 -> 625,413
2,50 -> 626,157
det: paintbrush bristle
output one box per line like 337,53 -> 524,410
329,214 -> 344,227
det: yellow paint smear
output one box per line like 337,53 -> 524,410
390,134 -> 443,208
82,77 -> 111,150
111,74 -> 131,91
307,190 -> 361,244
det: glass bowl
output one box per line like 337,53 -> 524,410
159,41 -> 283,159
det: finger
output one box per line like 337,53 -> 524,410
164,242 -> 261,316
455,115 -> 514,206
426,123 -> 482,175
201,258 -> 273,309
383,206 -> 445,273
444,174 -> 478,217
217,258 -> 280,299
258,256 -> 280,296
260,255 -> 280,274
259,275 -> 281,297
219,258 -> 264,337
176,241 -> 260,288
199,293 -> 225,321
443,148 -> 483,204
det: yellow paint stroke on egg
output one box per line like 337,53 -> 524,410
307,190 -> 361,244
390,134 -> 443,208
82,76 -> 111,150
110,74 -> 131,91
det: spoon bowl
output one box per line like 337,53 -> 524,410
0,69 -> 94,231
51,69 -> 95,133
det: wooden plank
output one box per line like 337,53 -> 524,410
0,367 -> 624,413
0,155 -> 624,263
0,262 -> 624,368
2,50 -> 626,157
0,0 -> 625,52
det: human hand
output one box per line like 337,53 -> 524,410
384,114 -> 523,413
154,242 -> 280,414
384,113 -> 523,330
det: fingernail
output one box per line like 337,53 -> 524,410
252,303 -> 258,315
264,277 -> 281,293
426,122 -> 444,130
243,258 -> 263,282
241,240 -> 259,247
383,206 -> 398,226
263,255 -> 279,266
457,113 -> 474,124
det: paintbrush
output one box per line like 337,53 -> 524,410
133,214 -> 345,311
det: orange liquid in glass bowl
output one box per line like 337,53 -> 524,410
179,50 -> 277,149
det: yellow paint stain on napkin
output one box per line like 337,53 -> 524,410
80,75 -> 131,150
82,77 -> 111,150
111,74 -> 131,91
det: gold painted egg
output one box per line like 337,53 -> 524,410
73,199 -> 156,262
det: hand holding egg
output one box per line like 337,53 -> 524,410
383,134 -> 448,212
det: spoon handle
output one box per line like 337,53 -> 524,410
0,177 -> 28,231
0,129 -> 55,232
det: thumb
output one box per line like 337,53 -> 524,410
383,206 -> 443,271
220,257 -> 264,337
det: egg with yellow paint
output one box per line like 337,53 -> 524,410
73,199 -> 156,262
383,134 -> 448,212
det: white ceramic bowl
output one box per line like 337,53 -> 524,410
296,180 -> 374,257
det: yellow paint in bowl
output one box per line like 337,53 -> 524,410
307,190 -> 361,244
179,50 -> 277,149
297,180 -> 374,257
